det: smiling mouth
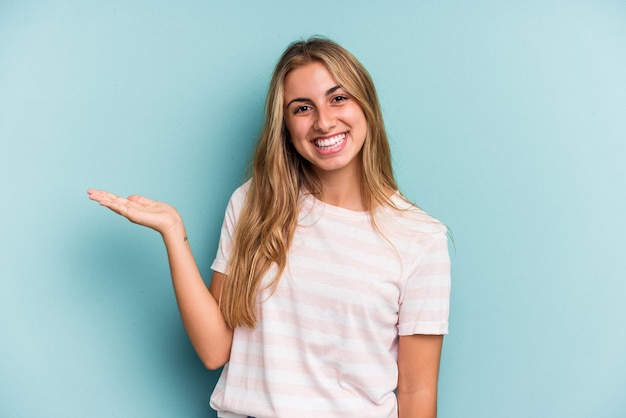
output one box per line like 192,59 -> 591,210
313,133 -> 347,150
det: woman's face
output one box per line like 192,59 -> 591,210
283,61 -> 367,179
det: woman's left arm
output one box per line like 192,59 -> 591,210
397,334 -> 444,418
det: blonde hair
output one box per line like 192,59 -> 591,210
220,37 -> 399,328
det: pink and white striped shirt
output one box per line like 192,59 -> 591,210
210,181 -> 451,418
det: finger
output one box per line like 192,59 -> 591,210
87,189 -> 117,200
88,190 -> 124,205
127,195 -> 154,205
88,191 -> 137,215
87,190 -> 151,226
101,199 -> 131,216
87,189 -> 111,203
99,196 -> 144,221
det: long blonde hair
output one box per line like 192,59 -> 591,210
220,37 -> 399,328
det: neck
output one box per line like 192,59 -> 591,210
314,166 -> 366,211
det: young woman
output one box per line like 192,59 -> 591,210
88,37 -> 451,418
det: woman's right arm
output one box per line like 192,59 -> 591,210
87,190 -> 233,370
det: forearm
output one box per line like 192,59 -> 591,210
397,389 -> 437,418
397,334 -> 443,418
86,189 -> 233,367
161,221 -> 233,369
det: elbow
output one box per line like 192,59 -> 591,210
200,352 -> 229,370
203,358 -> 227,371
191,325 -> 233,370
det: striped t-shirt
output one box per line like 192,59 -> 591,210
210,181 -> 451,418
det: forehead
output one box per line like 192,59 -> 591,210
283,62 -> 340,99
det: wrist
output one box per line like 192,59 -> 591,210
160,213 -> 186,243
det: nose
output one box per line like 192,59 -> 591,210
313,105 -> 336,133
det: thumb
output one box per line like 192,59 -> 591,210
127,195 -> 154,205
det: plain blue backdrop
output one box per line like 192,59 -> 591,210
1,1 -> 625,417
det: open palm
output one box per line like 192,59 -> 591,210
87,189 -> 181,235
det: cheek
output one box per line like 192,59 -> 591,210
342,103 -> 367,130
284,118 -> 307,140
354,107 -> 368,127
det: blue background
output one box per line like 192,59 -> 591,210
1,1 -> 625,417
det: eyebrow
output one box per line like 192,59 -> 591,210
285,85 -> 343,108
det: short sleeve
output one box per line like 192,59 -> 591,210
211,182 -> 249,274
397,231 -> 451,336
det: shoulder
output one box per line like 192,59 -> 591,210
377,193 -> 448,240
228,179 -> 252,207
222,179 -> 252,224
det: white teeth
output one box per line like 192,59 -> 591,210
314,133 -> 346,149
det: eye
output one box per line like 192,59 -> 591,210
332,95 -> 348,103
294,105 -> 311,114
